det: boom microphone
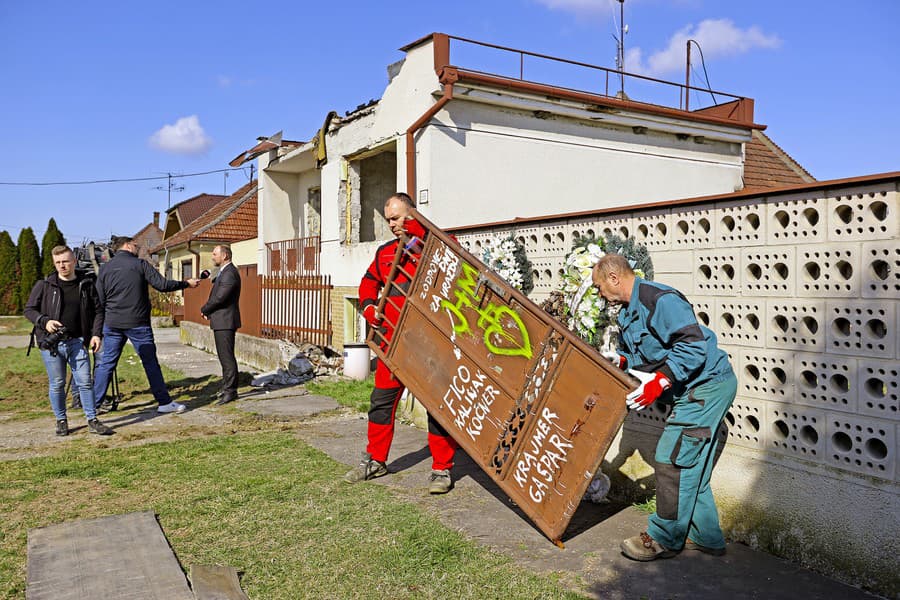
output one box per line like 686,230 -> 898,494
200,269 -> 211,279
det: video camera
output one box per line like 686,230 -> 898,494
72,241 -> 114,277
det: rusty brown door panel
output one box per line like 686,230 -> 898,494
369,210 -> 634,544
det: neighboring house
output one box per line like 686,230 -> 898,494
131,211 -> 163,267
236,32 -> 814,347
149,180 -> 258,281
161,192 -> 228,243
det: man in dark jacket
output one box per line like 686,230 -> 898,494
92,236 -> 199,413
201,245 -> 241,404
24,245 -> 113,436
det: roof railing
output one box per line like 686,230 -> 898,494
434,33 -> 747,115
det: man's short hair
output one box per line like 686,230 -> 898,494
111,236 -> 134,252
594,254 -> 634,280
51,245 -> 74,257
385,192 -> 414,208
215,245 -> 233,260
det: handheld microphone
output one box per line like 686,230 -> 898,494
200,269 -> 211,279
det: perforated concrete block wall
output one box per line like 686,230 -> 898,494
514,226 -> 541,258
766,299 -> 825,352
671,206 -> 715,249
566,216 -> 601,247
716,199 -> 766,247
538,222 -> 568,257
455,179 -> 899,485
597,215 -> 632,240
632,209 -> 671,251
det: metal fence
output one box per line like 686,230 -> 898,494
260,274 -> 332,347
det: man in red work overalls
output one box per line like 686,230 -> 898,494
343,192 -> 458,494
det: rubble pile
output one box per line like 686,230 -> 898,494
250,342 -> 346,388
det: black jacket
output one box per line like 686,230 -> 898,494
24,272 -> 104,348
96,250 -> 187,329
201,262 -> 241,331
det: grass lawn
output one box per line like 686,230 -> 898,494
0,345 -> 213,422
0,348 -> 586,599
0,317 -> 33,336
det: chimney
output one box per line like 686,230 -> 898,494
153,211 -> 160,228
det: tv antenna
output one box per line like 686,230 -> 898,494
153,172 -> 185,208
612,0 -> 628,97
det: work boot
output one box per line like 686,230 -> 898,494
428,469 -> 452,494
685,538 -> 726,556
620,532 -> 677,561
343,452 -> 388,483
55,419 -> 69,437
87,419 -> 114,436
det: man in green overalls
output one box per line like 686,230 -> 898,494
593,254 -> 737,560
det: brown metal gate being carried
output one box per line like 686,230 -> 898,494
368,209 -> 635,545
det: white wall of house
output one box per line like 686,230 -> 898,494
420,99 -> 745,228
232,237 -> 257,267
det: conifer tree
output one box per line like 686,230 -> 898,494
40,218 -> 67,276
0,231 -> 19,314
17,228 -> 41,311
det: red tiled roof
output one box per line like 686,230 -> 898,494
743,130 -> 815,189
150,181 -> 257,253
170,193 -> 227,226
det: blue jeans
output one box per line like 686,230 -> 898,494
93,325 -> 174,406
40,338 -> 97,421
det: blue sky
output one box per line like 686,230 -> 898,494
1,0 -> 897,245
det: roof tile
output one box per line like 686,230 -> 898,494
150,181 -> 257,253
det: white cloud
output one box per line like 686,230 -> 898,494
626,18 -> 781,76
149,115 -> 213,155
216,75 -> 232,88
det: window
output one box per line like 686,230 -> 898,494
358,150 -> 397,243
181,260 -> 192,280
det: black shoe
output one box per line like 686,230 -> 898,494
88,418 -> 114,436
96,399 -> 114,414
216,391 -> 238,405
55,419 -> 69,436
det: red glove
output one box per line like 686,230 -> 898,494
403,218 -> 426,239
626,370 -> 672,411
362,304 -> 381,326
601,350 -> 627,370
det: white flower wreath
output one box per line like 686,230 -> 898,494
547,233 -> 654,353
480,234 -> 533,294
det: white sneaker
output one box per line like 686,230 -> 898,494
157,401 -> 186,414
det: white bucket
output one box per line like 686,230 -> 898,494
342,343 -> 371,380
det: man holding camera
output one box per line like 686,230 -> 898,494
24,245 -> 114,436
92,236 -> 199,414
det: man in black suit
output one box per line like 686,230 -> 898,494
201,245 -> 241,405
